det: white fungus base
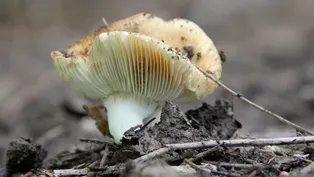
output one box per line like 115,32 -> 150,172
103,95 -> 161,143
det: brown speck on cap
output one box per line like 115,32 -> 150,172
174,47 -> 181,52
181,36 -> 186,41
196,52 -> 202,59
189,29 -> 193,32
180,24 -> 183,28
219,51 -> 226,63
161,40 -> 164,43
183,46 -> 194,59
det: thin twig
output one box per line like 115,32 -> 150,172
134,136 -> 314,163
184,159 -> 212,176
208,161 -> 264,169
53,169 -> 88,176
185,159 -> 242,177
79,137 -> 114,145
165,136 -> 314,149
99,146 -> 109,167
196,65 -> 314,135
88,160 -> 99,168
124,124 -> 142,135
139,117 -> 156,132
101,17 -> 113,31
248,170 -> 258,177
190,146 -> 220,162
133,147 -> 170,163
102,17 -> 109,27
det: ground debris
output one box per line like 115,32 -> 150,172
2,100 -> 313,177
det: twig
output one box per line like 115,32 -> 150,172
196,65 -> 314,135
99,146 -> 109,167
133,147 -> 170,163
248,170 -> 258,177
101,17 -> 113,32
208,161 -> 264,169
184,159 -> 212,176
190,146 -> 220,162
72,163 -> 85,169
185,159 -> 242,177
88,160 -> 99,168
53,168 -> 88,176
124,124 -> 142,136
102,17 -> 109,27
165,136 -> 314,149
124,118 -> 157,137
134,136 -> 314,163
139,117 -> 156,132
79,137 -> 114,145
88,163 -> 125,175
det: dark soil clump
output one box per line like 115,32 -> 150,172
186,99 -> 242,139
129,100 -> 241,156
4,138 -> 47,176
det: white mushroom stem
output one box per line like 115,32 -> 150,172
103,95 -> 161,143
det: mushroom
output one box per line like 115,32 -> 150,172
51,13 -> 222,143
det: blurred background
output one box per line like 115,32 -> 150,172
0,0 -> 314,165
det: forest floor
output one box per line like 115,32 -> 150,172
1,100 -> 313,177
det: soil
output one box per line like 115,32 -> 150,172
1,100 -> 312,177
3,138 -> 47,177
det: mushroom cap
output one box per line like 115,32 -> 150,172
51,13 -> 222,103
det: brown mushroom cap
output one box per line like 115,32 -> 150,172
51,13 -> 222,142
51,12 -> 222,103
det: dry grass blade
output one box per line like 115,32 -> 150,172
196,65 -> 314,135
